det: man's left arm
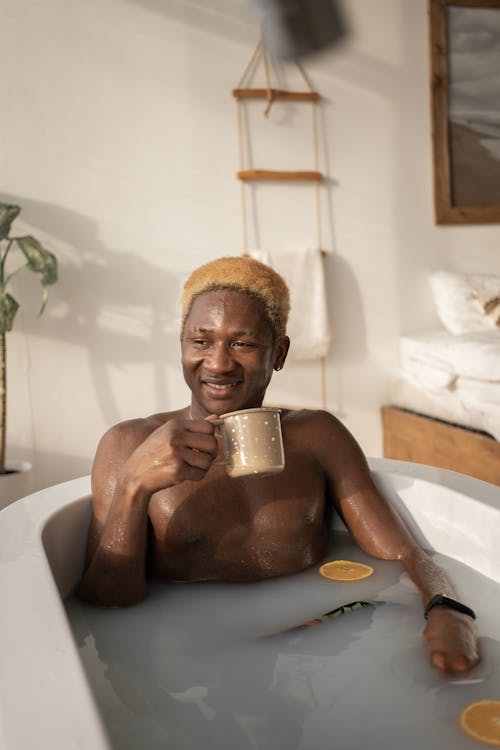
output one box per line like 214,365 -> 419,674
310,410 -> 480,675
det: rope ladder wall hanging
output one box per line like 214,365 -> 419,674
233,39 -> 330,410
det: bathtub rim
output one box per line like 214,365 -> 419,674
0,473 -> 111,750
0,460 -> 499,750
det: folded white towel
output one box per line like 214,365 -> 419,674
399,329 -> 500,381
250,248 -> 331,361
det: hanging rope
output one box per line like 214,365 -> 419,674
236,38 -> 263,89
234,41 -> 329,410
235,98 -> 250,255
261,43 -> 274,117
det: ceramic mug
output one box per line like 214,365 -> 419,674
213,407 -> 285,478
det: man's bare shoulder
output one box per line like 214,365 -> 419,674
282,408 -> 366,467
95,407 -> 188,461
281,407 -> 346,434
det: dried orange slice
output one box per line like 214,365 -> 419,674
460,700 -> 500,746
319,560 -> 374,581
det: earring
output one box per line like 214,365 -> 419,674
275,364 -> 282,371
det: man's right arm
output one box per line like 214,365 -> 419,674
76,416 -> 218,607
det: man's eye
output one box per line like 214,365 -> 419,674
192,339 -> 207,346
233,341 -> 255,349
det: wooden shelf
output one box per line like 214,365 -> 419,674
237,169 -> 323,182
233,88 -> 319,102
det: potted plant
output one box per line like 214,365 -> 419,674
0,202 -> 58,509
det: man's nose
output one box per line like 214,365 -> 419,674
204,343 -> 235,372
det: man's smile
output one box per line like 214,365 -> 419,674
201,378 -> 242,397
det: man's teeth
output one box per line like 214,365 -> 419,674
207,382 -> 236,389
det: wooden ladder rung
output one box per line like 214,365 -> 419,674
237,169 -> 323,182
233,88 -> 319,102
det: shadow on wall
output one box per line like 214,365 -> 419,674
316,91 -> 367,366
120,0 -> 352,61
1,193 -> 186,428
323,252 -> 366,416
120,0 -> 259,46
326,252 -> 366,365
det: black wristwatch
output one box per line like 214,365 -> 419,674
424,594 -> 476,621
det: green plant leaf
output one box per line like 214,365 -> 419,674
0,203 -> 21,241
16,235 -> 58,286
15,235 -> 58,316
0,291 -> 19,333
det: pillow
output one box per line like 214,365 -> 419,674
429,270 -> 500,334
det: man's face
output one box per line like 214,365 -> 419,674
181,289 -> 288,418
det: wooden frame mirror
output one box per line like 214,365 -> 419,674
429,0 -> 500,224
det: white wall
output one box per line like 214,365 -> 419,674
2,0 -> 499,491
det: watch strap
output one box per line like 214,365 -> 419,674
424,594 -> 476,620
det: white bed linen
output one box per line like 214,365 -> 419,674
391,379 -> 500,440
399,330 -> 500,383
392,330 -> 500,441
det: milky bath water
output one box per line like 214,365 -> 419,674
66,530 -> 500,750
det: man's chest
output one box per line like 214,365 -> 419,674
146,454 -> 328,580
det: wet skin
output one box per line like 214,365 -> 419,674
79,290 -> 480,675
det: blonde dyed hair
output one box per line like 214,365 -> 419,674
181,256 -> 290,339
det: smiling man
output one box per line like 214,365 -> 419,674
78,255 -> 479,675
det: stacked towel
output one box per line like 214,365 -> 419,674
250,249 -> 331,361
397,329 -> 500,438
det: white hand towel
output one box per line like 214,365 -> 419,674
250,248 -> 331,361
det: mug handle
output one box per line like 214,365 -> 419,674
211,418 -> 229,466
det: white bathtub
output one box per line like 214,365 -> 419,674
0,458 -> 499,749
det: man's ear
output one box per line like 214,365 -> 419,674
274,336 -> 290,371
